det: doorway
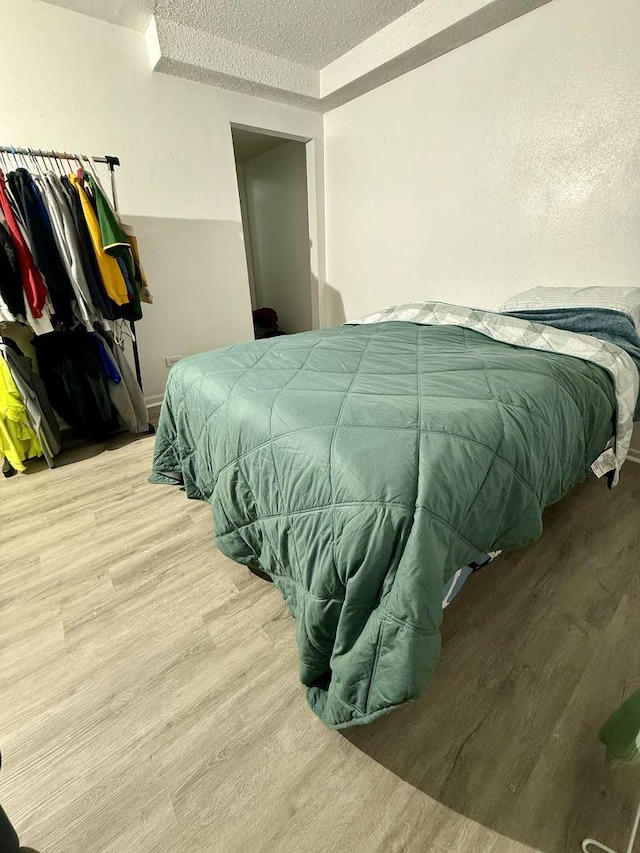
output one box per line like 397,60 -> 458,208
232,126 -> 314,339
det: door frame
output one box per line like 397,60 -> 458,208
230,122 -> 324,331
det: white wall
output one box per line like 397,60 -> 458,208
240,141 -> 313,334
323,0 -> 640,324
0,0 -> 323,402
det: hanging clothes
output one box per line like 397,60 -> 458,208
38,172 -> 97,327
95,327 -> 148,433
0,341 -> 60,467
34,329 -> 119,442
59,175 -> 119,320
0,148 -> 150,457
85,172 -> 143,321
88,173 -> 130,256
113,346 -> 148,432
0,220 -> 25,318
0,169 -> 47,318
89,331 -> 133,432
7,169 -> 75,326
0,356 -> 42,470
115,256 -> 135,301
123,224 -> 152,304
68,174 -> 130,307
90,332 -> 121,384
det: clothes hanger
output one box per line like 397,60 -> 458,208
42,150 -> 56,176
108,318 -> 122,347
80,153 -> 103,189
84,153 -> 102,180
72,153 -> 85,183
80,153 -> 95,174
28,148 -> 42,176
16,148 -> 30,171
81,153 -> 104,195
114,319 -> 134,347
85,153 -> 119,212
55,154 -> 65,177
74,153 -> 86,184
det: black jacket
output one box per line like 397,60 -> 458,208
0,221 -> 25,317
34,329 -> 118,441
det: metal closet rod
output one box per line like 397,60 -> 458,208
0,146 -> 120,168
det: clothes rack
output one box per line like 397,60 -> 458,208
0,146 -> 144,390
0,143 -> 154,477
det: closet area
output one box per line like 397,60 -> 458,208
0,146 -> 152,477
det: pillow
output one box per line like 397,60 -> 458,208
499,286 -> 640,332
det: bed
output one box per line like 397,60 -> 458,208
151,298 -> 638,728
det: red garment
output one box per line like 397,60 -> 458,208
0,170 -> 47,318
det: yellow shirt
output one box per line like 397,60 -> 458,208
68,174 -> 129,306
0,359 -> 42,471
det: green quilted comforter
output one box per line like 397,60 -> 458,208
150,317 -> 617,728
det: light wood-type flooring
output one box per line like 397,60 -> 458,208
1,431 -> 639,853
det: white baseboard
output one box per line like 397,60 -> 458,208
144,394 -> 164,409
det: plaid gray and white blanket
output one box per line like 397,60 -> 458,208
350,301 -> 639,484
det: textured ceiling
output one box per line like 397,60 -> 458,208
155,0 -> 424,69
40,0 -> 155,30
39,0 -> 554,111
40,0 -> 425,64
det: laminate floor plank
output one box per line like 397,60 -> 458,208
1,433 -> 638,852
